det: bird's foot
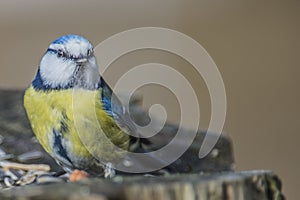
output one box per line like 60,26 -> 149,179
104,163 -> 116,178
69,169 -> 89,182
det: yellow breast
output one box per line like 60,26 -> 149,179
24,86 -> 130,167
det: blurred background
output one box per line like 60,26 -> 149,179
0,0 -> 299,199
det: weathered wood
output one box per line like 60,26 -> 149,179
0,171 -> 283,200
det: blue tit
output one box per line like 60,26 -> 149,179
23,34 -> 151,178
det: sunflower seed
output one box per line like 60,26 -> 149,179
8,169 -> 23,179
4,177 -> 14,187
17,151 -> 44,162
36,175 -> 64,184
16,172 -> 37,186
4,170 -> 19,180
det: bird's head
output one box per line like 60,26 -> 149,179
34,34 -> 100,90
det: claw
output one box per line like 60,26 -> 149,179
104,163 -> 116,178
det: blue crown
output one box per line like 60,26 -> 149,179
51,34 -> 89,45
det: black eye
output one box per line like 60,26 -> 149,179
87,49 -> 93,57
57,49 -> 64,57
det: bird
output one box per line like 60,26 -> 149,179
23,34 -> 163,180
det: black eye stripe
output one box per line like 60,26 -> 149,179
47,48 -> 58,54
47,48 -> 93,59
47,48 -> 67,58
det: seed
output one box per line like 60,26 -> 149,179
4,170 -> 19,180
4,177 -> 14,187
36,175 -> 64,184
17,151 -> 44,162
16,172 -> 37,186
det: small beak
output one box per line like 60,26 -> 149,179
76,58 -> 88,64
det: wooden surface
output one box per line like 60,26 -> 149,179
0,171 -> 284,200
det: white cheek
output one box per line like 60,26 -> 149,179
40,54 -> 75,88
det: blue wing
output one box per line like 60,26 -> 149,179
99,77 -> 139,138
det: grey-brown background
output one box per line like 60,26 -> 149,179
0,1 -> 299,199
